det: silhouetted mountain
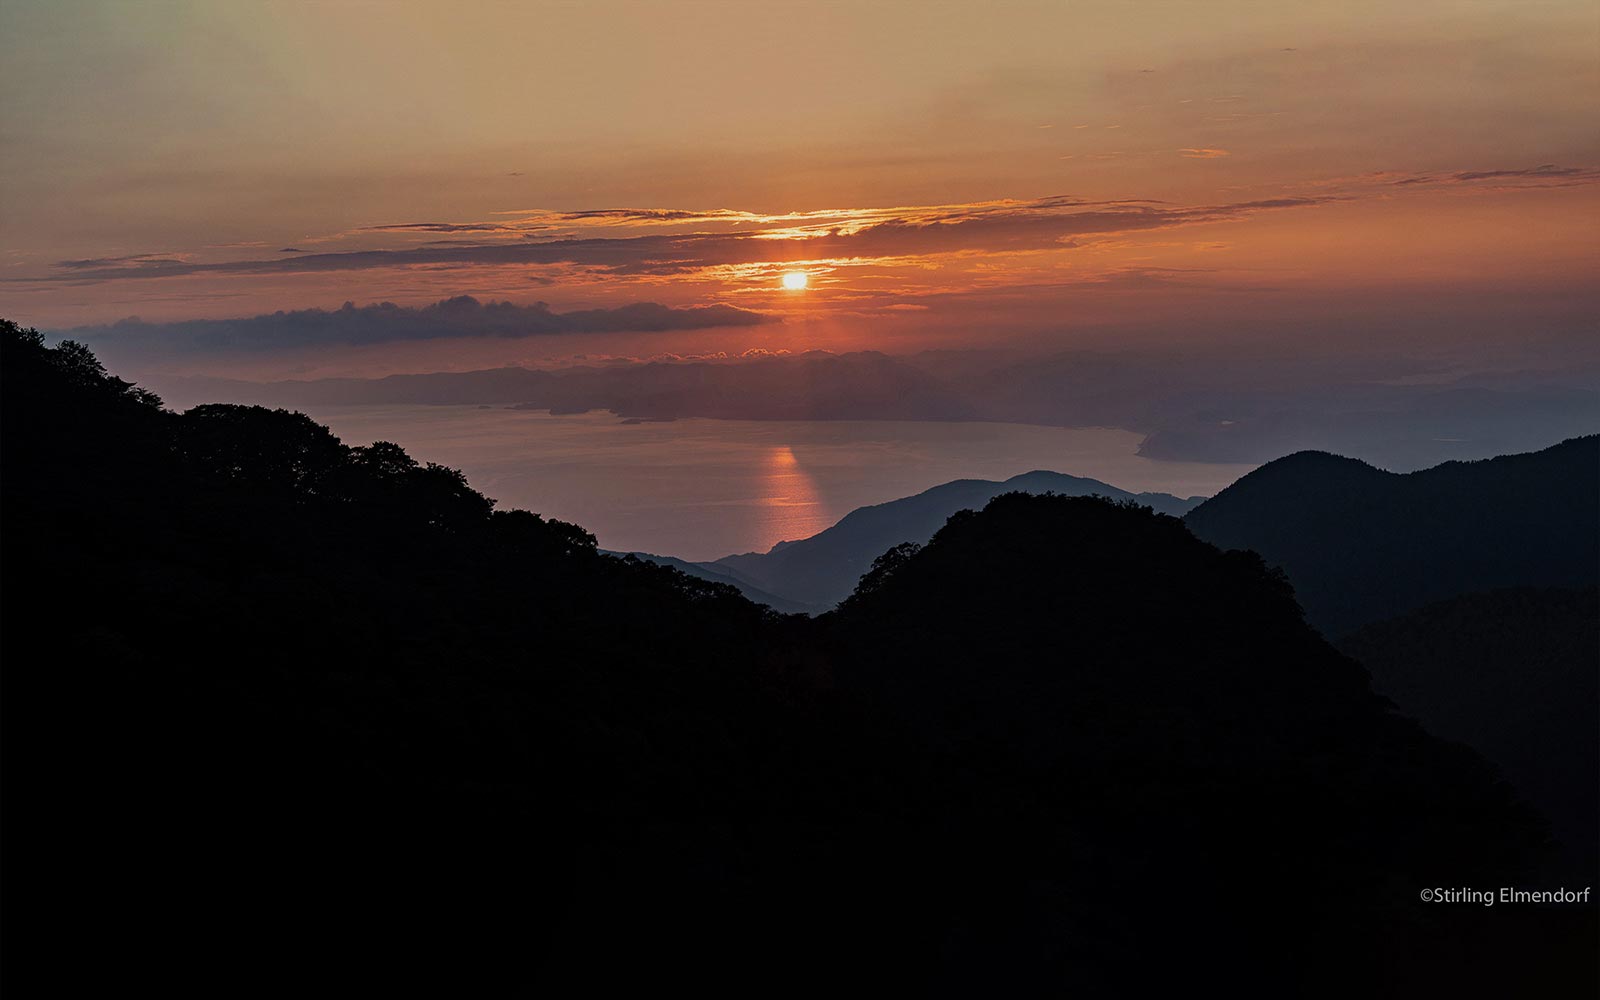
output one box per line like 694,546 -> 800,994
820,492 -> 1580,995
1338,588 -> 1599,883
709,470 -> 1203,610
1184,437 -> 1600,636
4,320 -> 1592,995
1,320 -> 790,992
603,550 -> 816,614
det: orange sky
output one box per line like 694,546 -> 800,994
2,0 -> 1596,377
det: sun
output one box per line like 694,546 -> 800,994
780,271 -> 809,290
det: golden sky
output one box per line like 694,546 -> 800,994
2,0 -> 1596,375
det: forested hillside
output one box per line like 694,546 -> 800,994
2,320 -> 1591,996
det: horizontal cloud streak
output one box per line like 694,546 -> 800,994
61,296 -> 780,356
58,253 -> 191,270
29,195 -> 1338,284
360,222 -> 532,234
1388,164 -> 1600,187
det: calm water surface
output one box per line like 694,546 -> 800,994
303,405 -> 1256,561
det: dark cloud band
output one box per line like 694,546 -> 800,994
61,296 -> 780,356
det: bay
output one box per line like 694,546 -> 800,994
301,405 -> 1255,561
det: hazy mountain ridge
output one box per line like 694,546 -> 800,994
600,550 -> 817,615
136,347 -> 1600,469
701,469 -> 1204,611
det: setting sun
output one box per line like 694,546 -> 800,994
781,271 -> 808,290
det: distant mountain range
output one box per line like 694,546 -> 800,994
600,550 -> 817,616
631,470 -> 1204,612
139,347 -> 1600,469
1184,434 -> 1599,636
634,435 -> 1600,624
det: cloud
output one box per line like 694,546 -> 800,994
1388,164 -> 1600,188
360,222 -> 528,234
61,295 -> 781,357
546,208 -> 754,223
57,252 -> 190,269
23,194 -> 1339,285
1178,148 -> 1230,159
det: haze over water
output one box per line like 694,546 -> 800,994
302,405 -> 1254,560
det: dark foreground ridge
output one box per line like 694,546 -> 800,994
1338,588 -> 1600,884
1185,438 -> 1600,636
2,320 -> 1594,996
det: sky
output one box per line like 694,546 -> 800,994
2,0 -> 1597,382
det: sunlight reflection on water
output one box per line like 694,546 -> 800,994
757,445 -> 831,541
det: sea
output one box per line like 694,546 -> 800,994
298,405 -> 1256,561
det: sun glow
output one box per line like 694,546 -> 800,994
781,271 -> 809,290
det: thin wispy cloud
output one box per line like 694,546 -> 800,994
26,193 -> 1341,285
1388,164 -> 1600,188
360,222 -> 531,234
